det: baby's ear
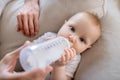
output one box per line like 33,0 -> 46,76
64,20 -> 67,23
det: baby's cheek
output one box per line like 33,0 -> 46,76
75,42 -> 87,54
74,44 -> 82,54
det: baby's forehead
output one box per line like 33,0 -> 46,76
71,12 -> 90,18
69,13 -> 93,24
71,12 -> 98,23
69,12 -> 101,32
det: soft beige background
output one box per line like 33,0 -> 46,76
116,0 -> 120,9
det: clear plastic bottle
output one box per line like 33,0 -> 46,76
19,37 -> 70,71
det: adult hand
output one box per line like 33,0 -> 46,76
17,0 -> 39,37
0,41 -> 53,80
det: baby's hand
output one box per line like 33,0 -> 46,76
55,48 -> 76,66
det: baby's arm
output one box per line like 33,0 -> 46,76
51,48 -> 76,80
51,66 -> 71,80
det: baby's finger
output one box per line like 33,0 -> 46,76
64,49 -> 70,61
66,48 -> 74,61
70,48 -> 76,58
61,55 -> 65,62
72,48 -> 76,56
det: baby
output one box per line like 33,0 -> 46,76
34,12 -> 101,80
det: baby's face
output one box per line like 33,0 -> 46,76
57,13 -> 101,54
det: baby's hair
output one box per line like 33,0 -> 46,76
81,12 -> 101,30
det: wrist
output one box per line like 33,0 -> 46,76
52,64 -> 65,69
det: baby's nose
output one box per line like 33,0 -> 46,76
68,35 -> 77,43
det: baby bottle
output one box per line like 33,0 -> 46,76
19,37 -> 70,71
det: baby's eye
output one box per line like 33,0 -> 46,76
79,37 -> 85,43
70,26 -> 75,32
